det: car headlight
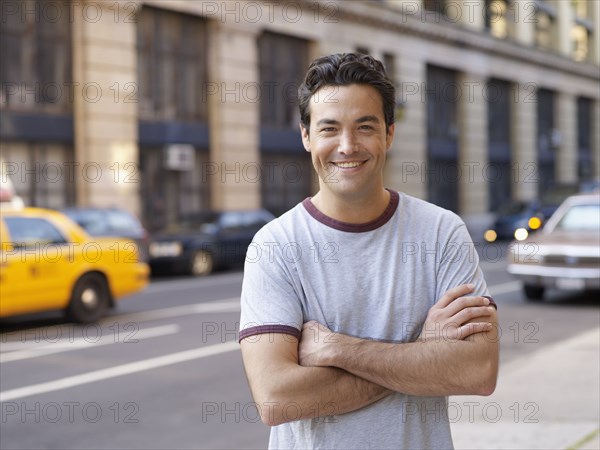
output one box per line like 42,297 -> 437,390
484,229 -> 497,242
514,228 -> 529,241
149,242 -> 183,257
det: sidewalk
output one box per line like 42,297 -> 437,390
451,326 -> 600,450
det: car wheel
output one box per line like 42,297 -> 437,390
190,250 -> 213,276
66,274 -> 110,323
523,284 -> 545,301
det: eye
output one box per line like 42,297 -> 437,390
359,125 -> 374,130
320,127 -> 336,133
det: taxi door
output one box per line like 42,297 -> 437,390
1,216 -> 76,316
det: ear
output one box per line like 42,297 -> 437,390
300,123 -> 311,152
385,123 -> 395,151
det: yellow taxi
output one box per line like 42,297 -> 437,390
0,207 -> 150,323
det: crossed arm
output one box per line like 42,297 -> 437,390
240,285 -> 499,426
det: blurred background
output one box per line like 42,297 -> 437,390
0,1 -> 599,449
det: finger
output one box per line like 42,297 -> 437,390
445,295 -> 490,316
455,322 -> 493,340
435,284 -> 475,309
453,305 -> 495,325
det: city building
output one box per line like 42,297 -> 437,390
1,0 -> 598,232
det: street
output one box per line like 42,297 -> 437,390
1,244 -> 599,450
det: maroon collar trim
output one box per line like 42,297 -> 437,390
302,190 -> 399,233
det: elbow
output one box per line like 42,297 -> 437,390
252,389 -> 291,427
477,376 -> 497,396
475,359 -> 498,396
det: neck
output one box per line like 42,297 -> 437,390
311,187 -> 390,224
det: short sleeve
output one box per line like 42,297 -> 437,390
436,220 -> 496,308
238,227 -> 304,343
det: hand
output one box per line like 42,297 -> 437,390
418,284 -> 494,342
298,321 -> 338,367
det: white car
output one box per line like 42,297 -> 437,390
507,193 -> 600,301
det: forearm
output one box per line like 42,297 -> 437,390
240,338 -> 390,426
323,331 -> 498,397
262,364 -> 389,425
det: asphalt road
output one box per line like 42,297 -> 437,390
1,243 -> 599,450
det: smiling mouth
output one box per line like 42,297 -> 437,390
331,161 -> 366,169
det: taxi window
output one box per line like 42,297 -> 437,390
4,217 -> 68,248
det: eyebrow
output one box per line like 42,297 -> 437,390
315,115 -> 381,127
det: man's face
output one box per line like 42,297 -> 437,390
300,84 -> 394,201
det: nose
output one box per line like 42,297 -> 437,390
338,130 -> 357,155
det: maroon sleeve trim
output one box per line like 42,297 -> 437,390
482,296 -> 497,309
238,325 -> 301,343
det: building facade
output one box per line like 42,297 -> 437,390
1,0 -> 598,231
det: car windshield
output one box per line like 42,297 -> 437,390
65,210 -> 142,235
554,204 -> 600,232
106,210 -> 143,232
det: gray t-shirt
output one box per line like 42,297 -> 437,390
239,190 -> 491,449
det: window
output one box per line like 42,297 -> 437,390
487,79 -> 512,212
5,217 -> 67,248
139,146 -> 210,231
577,97 -> 592,181
260,153 -> 313,217
0,0 -> 72,113
534,2 -> 555,50
426,65 -> 459,213
0,141 -> 75,208
485,0 -> 509,39
258,32 -> 309,129
137,6 -> 208,122
572,24 -> 590,62
423,0 -> 446,15
571,0 -> 589,19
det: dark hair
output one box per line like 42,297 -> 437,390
298,53 -> 396,131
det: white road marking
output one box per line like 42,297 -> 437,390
112,298 -> 240,323
1,324 -> 179,363
0,341 -> 239,402
0,298 -> 240,351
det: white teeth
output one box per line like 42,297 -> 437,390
335,161 -> 363,168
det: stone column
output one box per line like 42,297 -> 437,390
511,1 -> 535,46
455,0 -> 485,31
385,52 -> 427,199
552,0 -> 574,57
207,21 -> 261,211
72,1 -> 139,213
556,92 -> 577,183
457,73 -> 488,216
510,83 -> 537,201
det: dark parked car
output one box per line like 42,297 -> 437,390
484,199 -> 542,242
148,209 -> 275,276
484,184 -> 580,242
62,207 -> 149,261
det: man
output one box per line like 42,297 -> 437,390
239,53 -> 498,449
